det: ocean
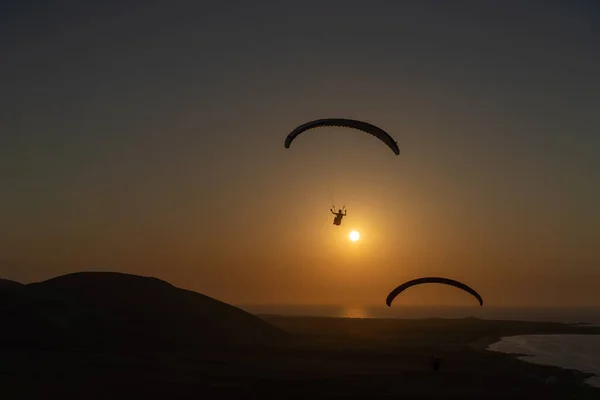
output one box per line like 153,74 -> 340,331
488,335 -> 600,388
240,305 -> 600,388
239,304 -> 600,325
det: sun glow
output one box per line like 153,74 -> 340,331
349,230 -> 360,242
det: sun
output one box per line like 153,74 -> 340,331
349,230 -> 360,242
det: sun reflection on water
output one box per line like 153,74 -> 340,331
342,306 -> 368,319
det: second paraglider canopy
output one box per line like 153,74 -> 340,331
386,277 -> 483,307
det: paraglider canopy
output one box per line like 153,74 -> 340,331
386,277 -> 483,307
284,118 -> 400,155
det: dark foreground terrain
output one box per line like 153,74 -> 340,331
1,272 -> 599,399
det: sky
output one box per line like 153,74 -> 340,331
1,1 -> 599,307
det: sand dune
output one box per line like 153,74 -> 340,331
0,271 -> 288,350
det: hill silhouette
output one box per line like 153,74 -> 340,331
0,278 -> 24,303
0,278 -> 23,288
0,271 -> 288,351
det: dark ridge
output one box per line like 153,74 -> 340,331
1,271 -> 289,351
0,278 -> 24,305
0,278 -> 24,288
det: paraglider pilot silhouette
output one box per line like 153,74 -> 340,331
330,206 -> 347,226
284,118 -> 399,229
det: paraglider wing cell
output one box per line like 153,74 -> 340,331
385,277 -> 483,307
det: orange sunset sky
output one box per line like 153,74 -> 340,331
2,1 -> 599,307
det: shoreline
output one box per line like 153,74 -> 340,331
486,333 -> 600,389
258,314 -> 600,396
